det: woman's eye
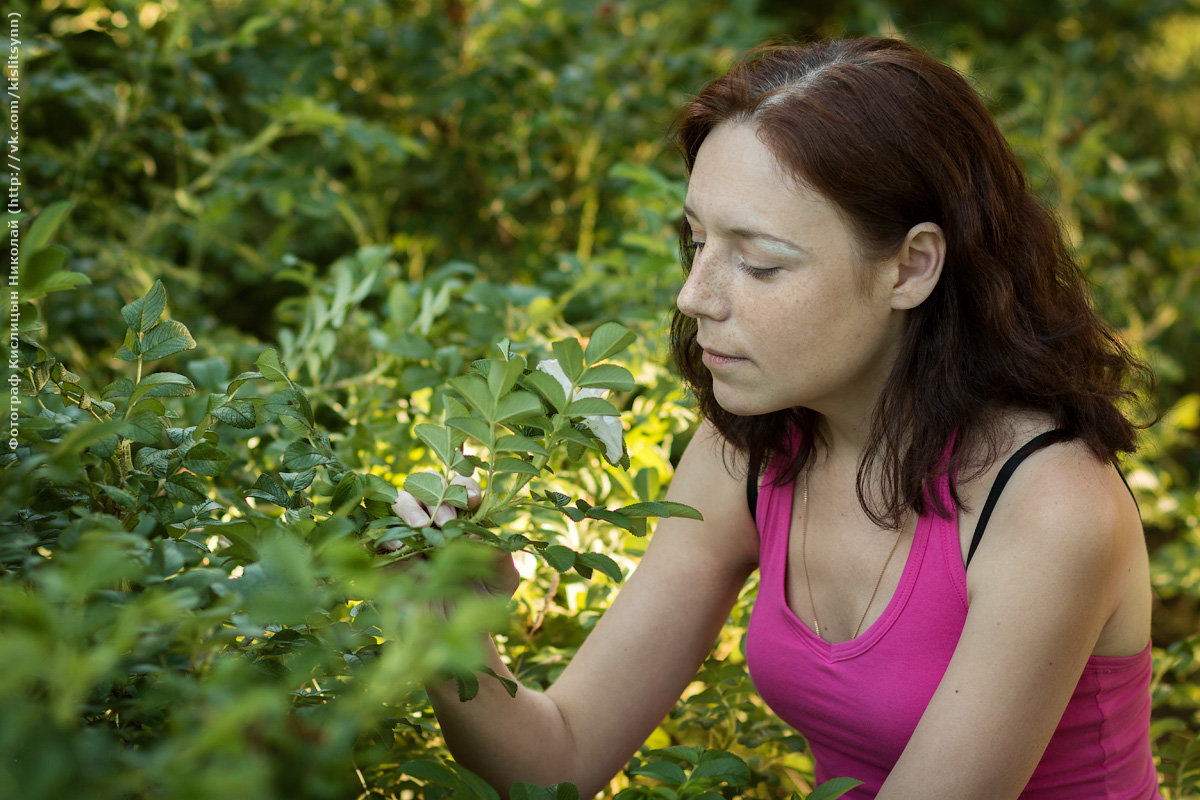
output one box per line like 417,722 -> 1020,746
738,263 -> 780,280
684,240 -> 705,260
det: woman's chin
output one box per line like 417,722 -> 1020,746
712,388 -> 774,417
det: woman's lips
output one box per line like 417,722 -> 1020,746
701,348 -> 747,368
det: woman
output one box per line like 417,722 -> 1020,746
395,37 -> 1161,799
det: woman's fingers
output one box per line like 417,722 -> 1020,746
431,501 -> 458,527
389,474 -> 519,599
392,490 -> 433,528
449,473 -> 483,510
391,473 -> 481,532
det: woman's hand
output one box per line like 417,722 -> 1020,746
386,472 -> 520,599
388,472 -> 484,534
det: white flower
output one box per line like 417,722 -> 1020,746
537,358 -> 625,464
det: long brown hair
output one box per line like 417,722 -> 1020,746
668,37 -> 1152,528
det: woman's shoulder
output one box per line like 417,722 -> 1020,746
958,410 -> 1134,526
954,409 -> 1151,655
957,409 -> 1144,596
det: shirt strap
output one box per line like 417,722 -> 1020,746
964,428 -> 1074,569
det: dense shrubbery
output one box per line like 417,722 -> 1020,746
4,0 -> 1199,797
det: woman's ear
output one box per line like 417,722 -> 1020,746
890,222 -> 945,310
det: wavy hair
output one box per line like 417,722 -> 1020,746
667,37 -> 1152,528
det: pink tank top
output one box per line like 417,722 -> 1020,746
744,453 -> 1161,799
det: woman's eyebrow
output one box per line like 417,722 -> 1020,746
683,203 -> 808,256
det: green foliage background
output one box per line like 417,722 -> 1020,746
3,0 -> 1199,797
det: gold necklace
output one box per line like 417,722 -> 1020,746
800,467 -> 906,641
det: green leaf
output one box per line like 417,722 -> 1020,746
455,672 -> 479,702
248,474 -> 291,507
539,491 -> 571,507
279,414 -> 313,438
255,348 -> 290,383
496,390 -> 543,423
618,501 -> 703,521
688,753 -> 750,787
134,445 -> 169,477
115,329 -> 139,361
280,469 -> 317,492
447,415 -> 493,446
281,440 -> 331,470
227,370 -> 264,396
25,265 -> 90,299
494,433 -> 549,457
212,399 -> 258,429
360,472 -> 403,503
148,539 -> 187,580
166,472 -> 209,505
566,397 -> 619,417
403,472 -> 444,508
331,472 -> 366,512
631,760 -> 688,786
102,378 -> 135,400
486,356 -> 526,401
584,506 -> 633,530
20,245 -> 71,299
97,483 -> 138,509
552,784 -> 580,800
23,201 -> 72,255
525,369 -> 569,412
415,423 -> 455,466
264,387 -> 314,428
47,419 -> 125,463
578,364 -> 634,392
654,746 -> 702,765
543,544 -> 576,572
509,785 -> 554,800
480,666 -> 520,698
807,778 -> 864,800
129,372 -> 195,406
551,338 -> 584,382
494,456 -> 541,477
584,322 -> 636,364
120,408 -> 164,445
188,357 -> 230,391
182,442 -> 232,476
400,760 -> 466,790
450,374 -> 495,421
577,552 -> 623,583
139,320 -> 196,361
121,279 -> 168,333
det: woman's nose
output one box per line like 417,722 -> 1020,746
676,247 -> 730,321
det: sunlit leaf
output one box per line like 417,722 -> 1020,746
584,321 -> 636,364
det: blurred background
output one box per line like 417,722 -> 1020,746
8,0 -> 1200,797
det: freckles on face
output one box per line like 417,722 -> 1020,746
679,123 -> 901,418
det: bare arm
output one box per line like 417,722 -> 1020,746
429,421 -> 760,797
878,442 -> 1151,799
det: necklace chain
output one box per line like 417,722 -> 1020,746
800,467 -> 906,641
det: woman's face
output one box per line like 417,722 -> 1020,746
677,122 -> 906,422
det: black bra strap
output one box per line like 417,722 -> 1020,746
746,452 -> 762,522
965,428 -> 1073,569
